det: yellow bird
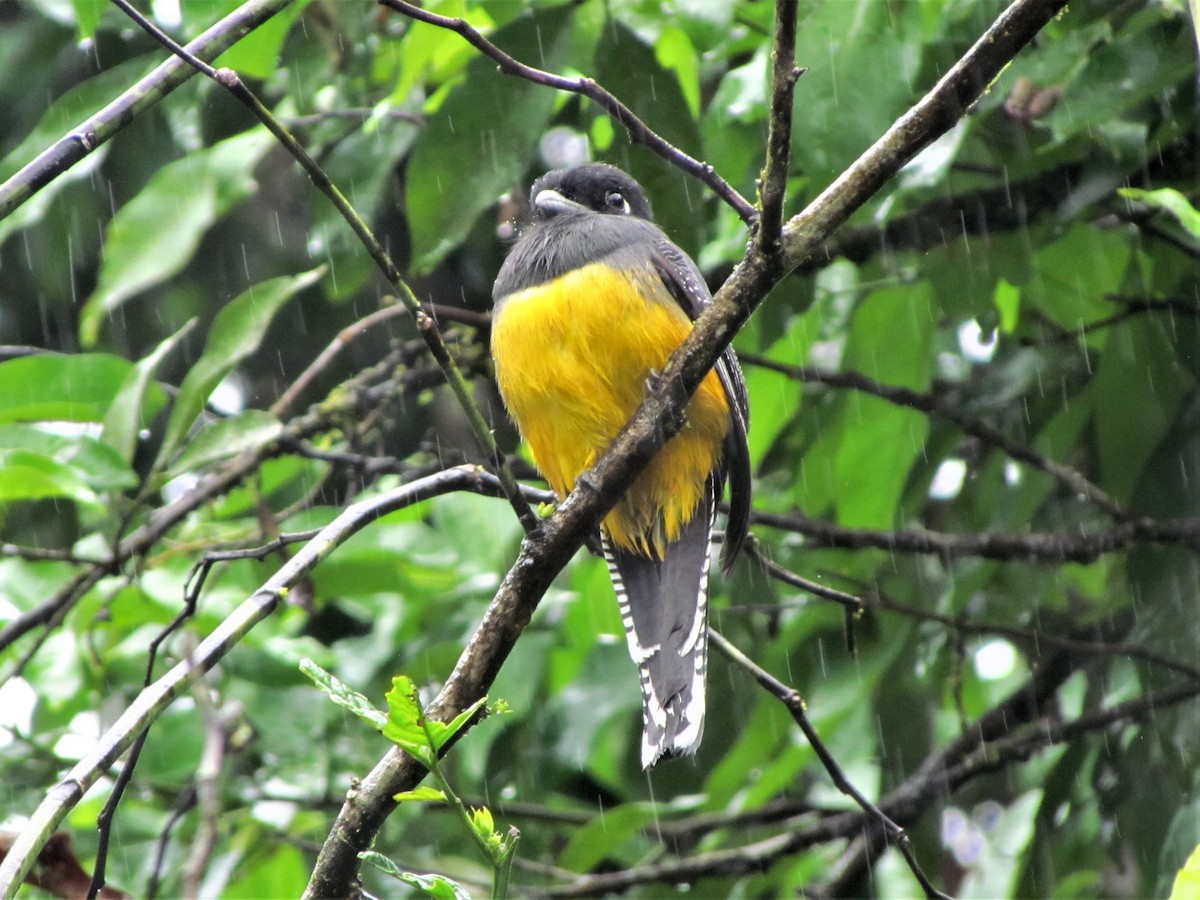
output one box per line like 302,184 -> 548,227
492,163 -> 751,767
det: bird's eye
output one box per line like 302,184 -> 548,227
605,191 -> 630,213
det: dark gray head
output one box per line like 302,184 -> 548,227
530,163 -> 654,222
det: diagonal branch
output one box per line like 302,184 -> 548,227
303,0 -> 1071,895
108,0 -> 537,535
709,629 -> 950,899
742,355 -> 1130,519
0,0 -> 293,223
0,467 -> 503,893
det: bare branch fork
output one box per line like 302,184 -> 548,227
304,0 -> 1071,895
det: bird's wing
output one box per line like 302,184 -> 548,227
649,240 -> 752,572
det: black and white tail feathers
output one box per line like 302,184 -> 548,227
603,482 -> 718,768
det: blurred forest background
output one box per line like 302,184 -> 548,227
2,0 -> 1200,897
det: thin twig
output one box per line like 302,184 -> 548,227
0,0 -> 293,222
270,304 -> 410,417
744,539 -> 864,613
751,508 -> 1200,562
741,355 -> 1130,520
109,0 -> 537,536
709,629 -> 950,900
378,0 -> 757,224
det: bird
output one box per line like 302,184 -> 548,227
491,162 -> 751,768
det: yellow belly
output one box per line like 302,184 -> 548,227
492,262 -> 729,557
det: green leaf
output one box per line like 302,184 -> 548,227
298,658 -> 387,730
0,424 -> 137,494
383,675 -> 436,767
79,128 -> 275,346
405,5 -> 576,272
993,278 -> 1021,333
1092,316 -> 1195,502
1119,187 -> 1200,241
470,805 -> 496,844
655,26 -> 701,118
740,314 -> 809,469
0,354 -> 135,424
222,842 -> 309,900
595,18 -> 705,255
558,803 -> 659,872
1026,225 -> 1130,334
0,56 -> 151,250
0,449 -> 97,505
359,851 -> 474,899
1045,20 -> 1196,148
834,283 -> 933,528
1169,843 -> 1200,900
212,1 -> 310,79
153,268 -> 323,471
433,695 -> 489,752
71,0 -> 103,39
101,320 -> 191,462
383,675 -> 488,763
166,409 -> 284,478
788,1 -> 924,188
395,786 -> 447,803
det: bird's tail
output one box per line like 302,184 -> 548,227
603,482 -> 715,768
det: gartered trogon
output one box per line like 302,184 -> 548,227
491,163 -> 751,768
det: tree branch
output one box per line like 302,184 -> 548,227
0,0 -> 293,223
107,0 -> 538,536
377,0 -> 758,224
751,508 -> 1200,562
0,467 -> 503,893
303,0 -> 1071,894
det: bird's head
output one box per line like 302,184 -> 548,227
529,163 -> 654,222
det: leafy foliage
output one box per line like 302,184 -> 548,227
1,0 -> 1198,897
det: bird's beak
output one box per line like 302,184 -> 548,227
534,188 -> 589,218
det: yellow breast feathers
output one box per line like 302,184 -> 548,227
491,261 -> 730,557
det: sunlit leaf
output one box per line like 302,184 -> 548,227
0,449 -> 97,505
383,674 -> 436,767
469,805 -> 495,843
0,424 -> 137,493
0,354 -> 135,424
1120,187 -> 1200,241
654,27 -> 700,118
70,0 -> 103,39
1168,842 -> 1200,900
993,278 -> 1021,333
395,786 -> 447,803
